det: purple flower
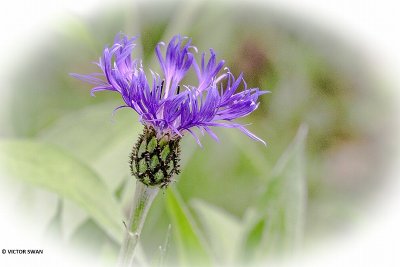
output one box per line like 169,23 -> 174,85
71,33 -> 268,145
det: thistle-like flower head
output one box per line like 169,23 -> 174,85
71,33 -> 268,145
71,34 -> 268,187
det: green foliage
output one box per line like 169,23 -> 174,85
243,125 -> 308,261
191,200 -> 242,266
0,140 -> 123,243
165,189 -> 213,267
150,224 -> 172,267
38,101 -> 140,191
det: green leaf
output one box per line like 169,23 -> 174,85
0,139 -> 123,243
61,199 -> 89,241
37,102 -> 139,242
191,200 -> 242,265
15,185 -> 59,239
242,218 -> 265,260
38,101 -> 141,192
151,224 -> 172,267
165,188 -> 213,267
68,219 -> 111,255
226,129 -> 272,175
243,124 -> 308,260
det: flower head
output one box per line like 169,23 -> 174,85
71,33 -> 268,146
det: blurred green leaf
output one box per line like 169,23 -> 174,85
57,14 -> 100,53
191,199 -> 242,266
45,199 -> 63,240
61,199 -> 90,241
0,139 -> 123,243
39,101 -> 141,191
16,185 -> 59,239
38,102 -> 140,243
226,129 -> 271,175
166,188 -> 213,267
243,124 -> 308,260
241,214 -> 265,261
68,219 -> 111,256
151,224 -> 172,267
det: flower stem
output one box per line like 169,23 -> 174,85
117,180 -> 159,267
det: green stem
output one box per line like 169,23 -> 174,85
117,180 -> 159,267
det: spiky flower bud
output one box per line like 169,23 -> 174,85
130,126 -> 181,188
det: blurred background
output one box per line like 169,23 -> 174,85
0,0 -> 397,266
